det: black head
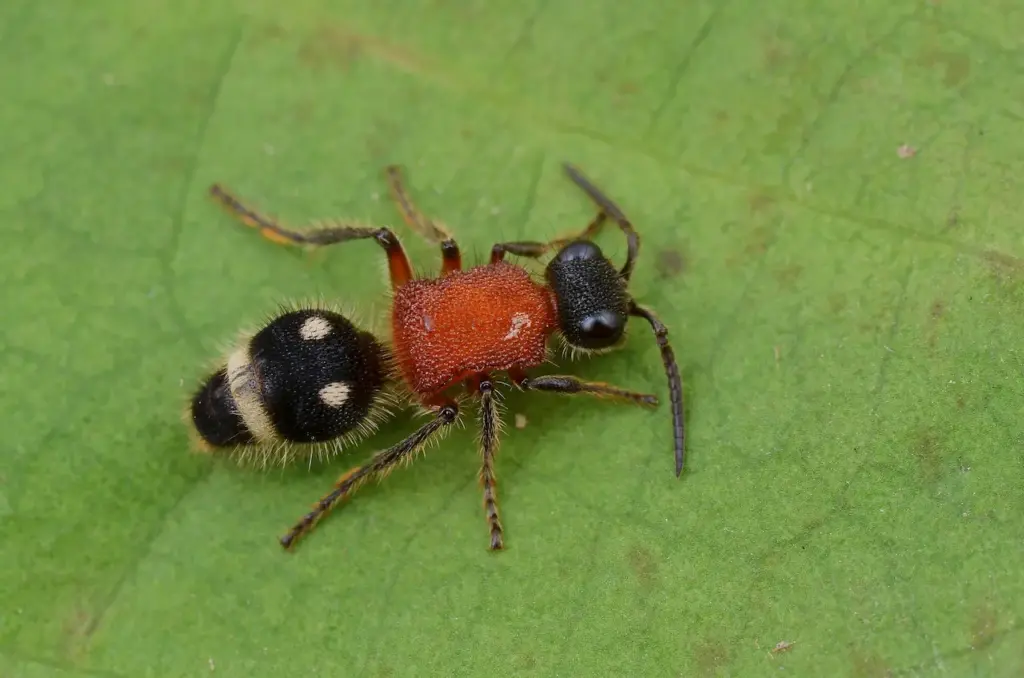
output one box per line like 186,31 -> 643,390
545,240 -> 631,350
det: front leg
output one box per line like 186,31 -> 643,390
510,367 -> 658,407
386,165 -> 461,276
490,213 -> 607,264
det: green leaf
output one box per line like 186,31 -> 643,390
2,0 -> 1022,676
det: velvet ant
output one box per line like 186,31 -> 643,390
188,163 -> 684,551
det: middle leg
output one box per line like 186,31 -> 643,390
385,165 -> 462,276
466,373 -> 504,550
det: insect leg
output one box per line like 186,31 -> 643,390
512,370 -> 659,407
467,374 -> 504,550
562,163 -> 640,282
385,165 -> 462,275
628,302 -> 685,476
208,184 -> 414,287
490,212 -> 607,264
278,400 -> 460,550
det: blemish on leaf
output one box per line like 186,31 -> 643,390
618,81 -> 639,96
747,191 -> 774,214
945,207 -> 959,229
897,144 -> 917,159
514,653 -> 538,671
694,638 -> 729,677
62,605 -> 101,660
762,37 -> 792,71
911,430 -> 945,483
627,544 -> 659,587
253,22 -> 287,42
743,225 -> 773,260
982,250 -> 1024,275
770,640 -> 796,655
299,24 -> 423,74
655,248 -> 686,279
917,49 -> 971,87
849,649 -> 892,678
299,26 -> 361,70
828,292 -> 848,314
970,603 -> 999,650
774,263 -> 803,288
925,300 -> 947,347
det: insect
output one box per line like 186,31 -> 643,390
187,162 -> 685,551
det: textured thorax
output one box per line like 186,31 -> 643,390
391,262 -> 557,394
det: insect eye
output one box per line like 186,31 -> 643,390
575,309 -> 625,348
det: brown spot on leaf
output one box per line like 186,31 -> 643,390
828,292 -> 848,314
694,638 -> 729,677
945,207 -> 959,230
956,395 -> 965,410
982,250 -> 1024,275
774,263 -> 803,288
628,545 -> 658,587
252,22 -> 287,42
714,109 -> 730,124
897,144 -> 917,159
515,653 -> 538,671
62,605 -> 100,660
744,225 -> 773,259
762,37 -> 791,71
850,649 -> 892,678
771,640 -> 796,655
911,430 -> 945,483
299,26 -> 360,71
970,603 -> 999,650
917,49 -> 971,87
299,24 -> 424,74
926,300 -> 947,347
618,81 -> 639,96
748,191 -> 775,214
656,248 -> 686,279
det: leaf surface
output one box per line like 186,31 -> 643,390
2,1 -> 1022,676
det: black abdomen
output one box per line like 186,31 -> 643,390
190,309 -> 389,448
191,367 -> 254,447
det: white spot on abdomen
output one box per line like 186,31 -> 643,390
300,315 -> 333,341
318,382 -> 351,408
503,312 -> 532,340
